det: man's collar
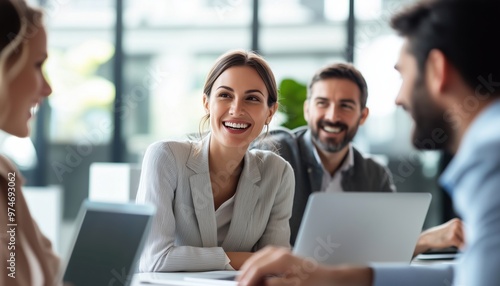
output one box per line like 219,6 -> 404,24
439,99 -> 500,197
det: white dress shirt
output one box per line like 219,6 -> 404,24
312,143 -> 354,193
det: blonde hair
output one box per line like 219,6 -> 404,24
0,0 -> 44,124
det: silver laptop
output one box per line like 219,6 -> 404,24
293,192 -> 431,265
61,200 -> 155,286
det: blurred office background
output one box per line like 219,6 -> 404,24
2,0 -> 454,254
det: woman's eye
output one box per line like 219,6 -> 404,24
219,93 -> 230,98
247,96 -> 260,102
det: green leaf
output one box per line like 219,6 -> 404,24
278,78 -> 308,129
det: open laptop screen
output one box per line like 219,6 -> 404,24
293,192 -> 431,265
63,201 -> 155,286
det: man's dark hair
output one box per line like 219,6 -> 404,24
391,0 -> 500,96
308,63 -> 368,109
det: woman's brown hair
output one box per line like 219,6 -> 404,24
199,49 -> 278,136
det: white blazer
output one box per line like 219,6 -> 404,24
136,135 -> 295,272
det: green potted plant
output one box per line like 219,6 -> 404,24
278,78 -> 307,129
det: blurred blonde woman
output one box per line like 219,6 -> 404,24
0,0 -> 59,285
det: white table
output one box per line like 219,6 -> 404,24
130,258 -> 457,286
131,271 -> 237,286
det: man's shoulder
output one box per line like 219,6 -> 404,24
351,147 -> 390,175
253,126 -> 310,165
267,126 -> 307,144
346,147 -> 395,192
255,126 -> 309,152
268,126 -> 298,139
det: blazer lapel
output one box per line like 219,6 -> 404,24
221,151 -> 261,250
301,130 -> 323,193
187,136 -> 218,247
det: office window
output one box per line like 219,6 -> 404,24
41,0 -> 116,218
123,0 -> 252,160
259,0 -> 347,128
44,0 -> 115,144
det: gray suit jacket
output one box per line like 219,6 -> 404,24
255,127 -> 395,245
136,135 -> 294,272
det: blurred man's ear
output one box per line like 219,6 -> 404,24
425,49 -> 448,102
359,107 -> 369,126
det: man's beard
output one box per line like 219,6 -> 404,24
411,75 -> 452,150
310,119 -> 360,153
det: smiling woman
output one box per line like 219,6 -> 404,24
200,50 -> 278,139
136,50 -> 295,272
0,2 -> 52,137
0,0 -> 60,285
0,26 -> 51,138
203,65 -> 276,151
